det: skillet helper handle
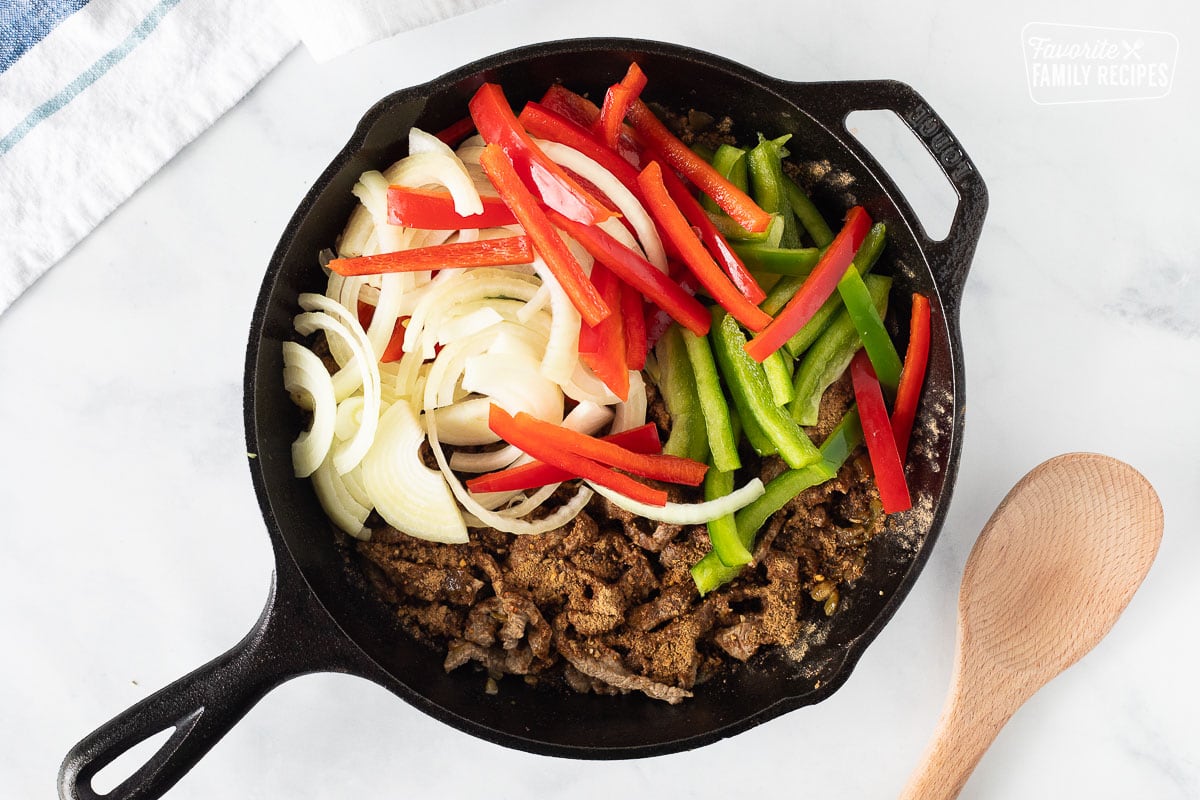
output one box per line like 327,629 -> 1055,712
788,79 -> 989,308
59,561 -> 372,800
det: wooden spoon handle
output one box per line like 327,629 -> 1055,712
899,684 -> 1017,800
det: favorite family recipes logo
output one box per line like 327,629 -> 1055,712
1022,23 -> 1178,104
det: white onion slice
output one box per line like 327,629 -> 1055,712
432,397 -> 501,446
386,151 -> 482,216
337,204 -> 374,258
362,401 -> 467,543
295,294 -> 381,474
312,456 -> 370,539
450,443 -> 524,473
334,395 -> 365,441
282,342 -> 337,479
462,352 -> 563,423
474,401 -> 614,519
353,171 -> 410,254
611,371 -> 648,434
589,478 -> 766,524
563,359 -> 621,405
404,268 -> 540,358
536,138 -> 667,271
424,334 -> 592,534
529,254 -> 582,386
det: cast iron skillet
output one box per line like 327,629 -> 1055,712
60,37 -> 987,800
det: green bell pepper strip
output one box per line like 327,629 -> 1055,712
704,463 -> 753,567
680,325 -> 741,472
690,142 -> 717,163
785,176 -> 835,247
789,274 -> 891,426
709,308 -> 776,456
691,406 -> 864,594
784,223 -> 888,357
702,145 -> 749,213
837,265 -> 903,393
730,243 -> 821,276
762,349 -> 795,406
654,324 -> 709,462
760,273 -> 805,316
705,211 -> 784,243
748,134 -> 802,249
711,309 -> 821,468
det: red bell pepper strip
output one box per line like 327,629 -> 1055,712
355,301 -> 408,362
540,83 -> 602,127
744,206 -> 873,362
469,83 -> 612,225
891,292 -> 932,459
380,317 -> 410,363
849,350 -> 912,514
645,262 -> 701,347
598,62 -> 648,149
433,116 -> 475,146
387,187 -> 518,229
328,236 -> 534,276
477,144 -> 610,327
485,406 -> 668,506
493,406 -> 707,487
598,85 -> 633,150
622,283 -> 648,371
540,84 -> 641,165
577,264 -> 630,401
656,158 -> 766,304
521,102 -> 641,183
545,207 -> 710,336
466,422 -> 662,493
636,162 -> 771,332
519,101 -> 760,299
627,98 -> 773,233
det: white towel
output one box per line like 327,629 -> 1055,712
283,0 -> 504,63
0,0 -> 501,315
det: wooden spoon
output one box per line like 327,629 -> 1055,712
900,453 -> 1163,800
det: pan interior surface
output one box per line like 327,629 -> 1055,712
247,39 -> 961,757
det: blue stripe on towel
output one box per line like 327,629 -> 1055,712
0,0 -> 183,157
0,0 -> 91,73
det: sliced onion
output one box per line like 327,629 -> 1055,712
432,397 -> 500,446
385,151 -> 482,217
362,400 -> 467,543
295,294 -> 380,474
353,170 -> 410,254
536,138 -> 667,271
463,351 -> 563,423
588,478 -> 766,524
312,455 -> 370,539
334,395 -> 364,441
337,204 -> 374,258
433,306 -> 504,345
611,370 -> 647,434
473,400 -> 614,518
282,342 -> 336,478
424,333 -> 592,534
450,442 -> 524,473
340,463 -> 372,510
563,358 -> 621,405
404,268 -> 540,358
530,253 -> 582,385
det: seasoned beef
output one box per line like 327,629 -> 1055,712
352,370 -> 887,704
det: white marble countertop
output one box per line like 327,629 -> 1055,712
4,1 -> 1198,797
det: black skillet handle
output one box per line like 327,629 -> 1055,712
782,79 -> 989,309
58,555 -> 378,800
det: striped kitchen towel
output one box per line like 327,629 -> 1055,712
0,0 -> 502,315
0,0 -> 297,314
